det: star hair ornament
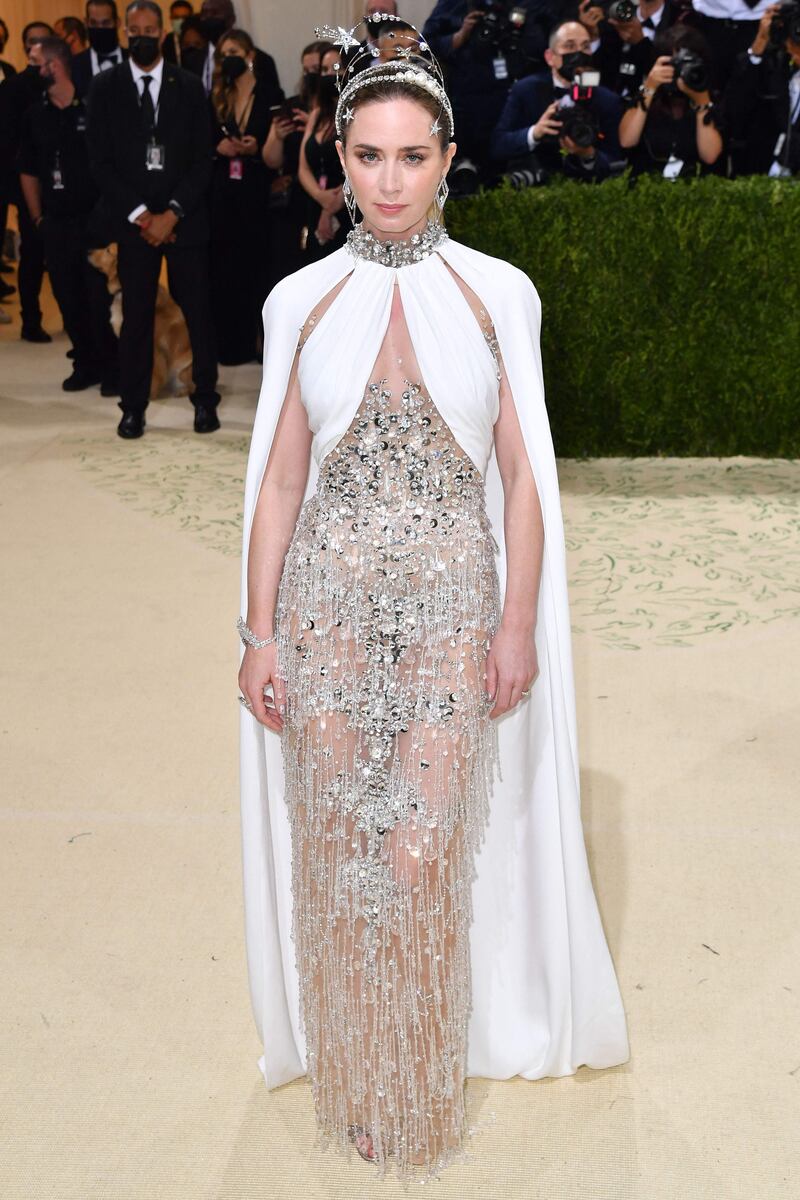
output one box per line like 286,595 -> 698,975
313,12 -> 454,141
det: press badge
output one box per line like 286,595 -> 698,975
51,153 -> 64,190
662,154 -> 683,179
492,54 -> 508,80
229,157 -> 243,180
146,140 -> 165,171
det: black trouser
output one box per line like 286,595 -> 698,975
116,235 -> 220,416
15,197 -> 46,330
685,10 -> 761,92
40,214 -> 118,379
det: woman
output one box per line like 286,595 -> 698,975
237,15 -> 630,1185
208,28 -> 271,364
618,25 -> 724,178
261,42 -> 320,292
296,43 -> 352,261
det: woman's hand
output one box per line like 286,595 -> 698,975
645,55 -> 674,92
318,183 -> 344,214
234,134 -> 259,156
272,115 -> 295,141
216,136 -> 240,157
238,643 -> 286,734
315,209 -> 336,244
484,622 -> 539,719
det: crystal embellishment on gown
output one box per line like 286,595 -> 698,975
345,218 -> 449,268
275,367 -> 502,1184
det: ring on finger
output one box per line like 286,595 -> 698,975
238,694 -> 254,710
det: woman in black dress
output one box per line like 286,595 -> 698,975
297,45 -> 353,262
619,25 -> 725,179
208,29 -> 275,364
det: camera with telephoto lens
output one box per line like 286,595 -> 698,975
595,0 -> 638,21
467,0 -> 528,49
768,0 -> 800,47
503,162 -> 550,188
668,47 -> 708,91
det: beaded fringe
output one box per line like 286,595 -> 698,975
275,378 -> 501,1185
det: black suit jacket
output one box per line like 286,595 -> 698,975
72,47 -> 129,99
491,71 -> 625,175
86,58 -> 213,246
595,2 -> 680,98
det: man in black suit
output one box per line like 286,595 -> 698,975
18,37 -> 118,392
86,0 -> 220,438
575,0 -> 681,97
491,20 -> 626,180
72,0 -> 129,99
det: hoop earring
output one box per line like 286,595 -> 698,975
433,174 -> 449,224
342,173 -> 359,225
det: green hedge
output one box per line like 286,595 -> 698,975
446,173 -> 800,457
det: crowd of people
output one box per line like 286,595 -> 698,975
0,0 -> 797,435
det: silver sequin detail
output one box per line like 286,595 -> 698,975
345,218 -> 449,269
275,374 -> 501,1184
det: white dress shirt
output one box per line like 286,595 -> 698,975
127,57 -> 165,224
691,0 -> 773,21
90,44 -> 124,74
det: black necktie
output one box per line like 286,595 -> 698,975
98,53 -> 116,67
140,74 -> 155,133
642,16 -> 655,28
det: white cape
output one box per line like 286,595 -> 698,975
238,234 -> 630,1088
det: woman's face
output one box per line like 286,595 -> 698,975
219,37 -> 252,65
337,95 -> 456,237
320,49 -> 339,76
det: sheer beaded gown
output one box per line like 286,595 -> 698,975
273,225 -> 505,1183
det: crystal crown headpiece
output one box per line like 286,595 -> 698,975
313,12 -> 454,141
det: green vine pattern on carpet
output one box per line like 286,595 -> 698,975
71,434 -> 800,651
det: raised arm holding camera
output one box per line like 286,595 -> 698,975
723,0 -> 800,174
618,23 -> 724,173
490,20 -> 625,182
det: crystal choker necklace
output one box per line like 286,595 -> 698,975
345,219 -> 449,268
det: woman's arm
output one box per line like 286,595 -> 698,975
619,56 -> 674,148
486,345 -> 543,718
238,349 -> 312,731
297,113 -> 343,212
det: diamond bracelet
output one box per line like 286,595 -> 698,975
237,616 -> 277,649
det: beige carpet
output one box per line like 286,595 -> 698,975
1,278 -> 798,1199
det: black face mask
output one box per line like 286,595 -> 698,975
221,54 -> 247,82
558,50 -> 594,82
128,35 -> 160,67
318,74 -> 337,100
181,46 -> 207,76
88,26 -> 119,55
200,17 -> 227,44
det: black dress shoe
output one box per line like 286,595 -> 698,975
62,369 -> 103,392
117,411 -> 145,438
21,325 -> 52,344
193,404 -> 220,433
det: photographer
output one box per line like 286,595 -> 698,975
724,1 -> 800,174
423,0 -> 553,181
490,20 -> 625,181
577,0 -> 681,97
618,25 -> 724,174
684,0 -> 776,91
